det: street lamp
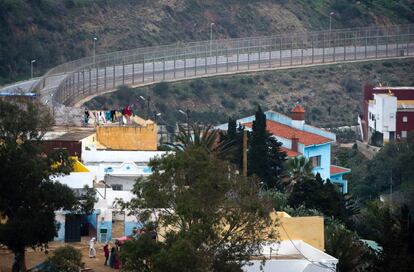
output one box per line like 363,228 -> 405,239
139,95 -> 151,119
93,37 -> 98,66
210,23 -> 215,56
329,12 -> 335,33
179,109 -> 190,136
30,59 -> 36,79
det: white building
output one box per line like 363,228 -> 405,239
245,241 -> 337,272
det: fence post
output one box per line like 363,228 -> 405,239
247,40 -> 250,70
104,67 -> 107,89
354,32 -> 357,60
365,29 -> 368,59
89,69 -> 91,93
311,35 -> 314,64
195,46 -> 198,76
396,28 -> 399,57
215,45 -> 218,73
237,40 -> 240,71
301,38 -> 303,65
96,67 -> 99,92
406,26 -> 410,56
290,37 -> 293,65
322,33 -> 325,63
163,57 -> 165,80
152,54 -> 155,81
142,60 -> 145,83
259,39 -> 262,68
269,40 -> 272,68
113,64 -> 116,87
226,47 -> 229,72
122,61 -> 125,85
376,28 -> 379,58
184,53 -> 187,77
72,73 -> 75,98
333,32 -> 336,62
280,38 -> 283,66
77,72 -> 80,96
174,49 -> 176,78
386,28 -> 389,57
205,45 -> 208,74
344,32 -> 346,61
132,63 -> 135,85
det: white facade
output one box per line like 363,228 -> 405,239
244,241 -> 337,272
368,94 -> 397,141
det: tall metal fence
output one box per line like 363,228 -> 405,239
33,24 -> 414,106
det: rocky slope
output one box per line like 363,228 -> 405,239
1,0 -> 413,83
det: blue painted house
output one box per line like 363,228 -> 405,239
216,106 -> 350,193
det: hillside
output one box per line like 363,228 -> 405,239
1,0 -> 414,84
85,58 -> 414,129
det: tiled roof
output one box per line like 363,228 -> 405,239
244,120 -> 333,146
280,147 -> 301,157
330,165 -> 351,176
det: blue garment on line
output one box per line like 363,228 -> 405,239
105,111 -> 111,121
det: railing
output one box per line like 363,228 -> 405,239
33,24 -> 414,106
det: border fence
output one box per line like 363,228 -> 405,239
32,24 -> 414,106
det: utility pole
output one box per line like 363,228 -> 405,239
243,130 -> 248,177
30,59 -> 36,79
210,23 -> 215,56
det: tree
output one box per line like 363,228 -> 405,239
325,220 -> 376,272
0,100 -> 78,272
357,202 -> 414,272
120,145 -> 277,271
288,173 -> 349,220
221,118 -> 245,170
43,245 -> 84,272
248,106 -> 286,189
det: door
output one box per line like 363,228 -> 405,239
65,214 -> 81,242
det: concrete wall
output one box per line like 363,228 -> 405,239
124,214 -> 144,237
303,143 -> 331,180
96,125 -> 157,151
276,214 -> 325,251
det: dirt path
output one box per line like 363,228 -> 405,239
0,242 -> 115,272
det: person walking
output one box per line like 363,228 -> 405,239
109,247 -> 115,268
103,243 -> 109,265
89,237 -> 96,258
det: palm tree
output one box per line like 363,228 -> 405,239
284,156 -> 313,192
171,123 -> 234,157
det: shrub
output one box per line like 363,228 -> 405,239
221,97 -> 236,109
153,82 -> 170,96
43,245 -> 84,272
340,77 -> 360,93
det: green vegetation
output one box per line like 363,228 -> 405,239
86,58 -> 414,128
43,245 -> 84,272
0,100 -> 96,272
1,0 -> 414,84
335,133 -> 414,209
118,142 -> 276,271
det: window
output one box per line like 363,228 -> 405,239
403,116 -> 408,122
112,184 -> 123,191
310,156 -> 321,168
401,131 -> 408,138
